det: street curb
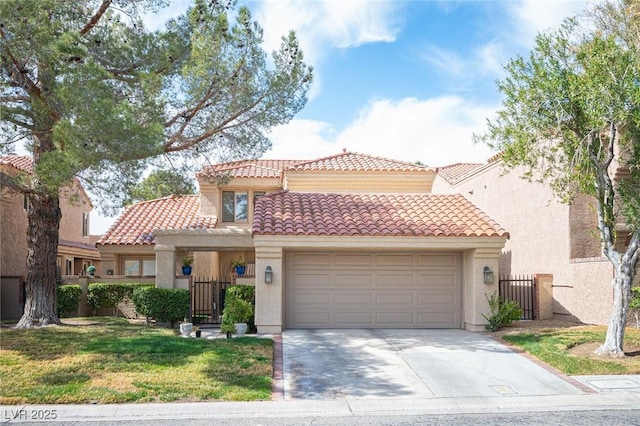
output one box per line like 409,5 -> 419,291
2,394 -> 639,423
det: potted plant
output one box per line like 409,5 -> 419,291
179,319 -> 193,337
231,258 -> 247,275
181,255 -> 194,276
86,265 -> 96,277
220,291 -> 253,338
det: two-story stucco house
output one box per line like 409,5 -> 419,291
97,151 -> 509,333
0,155 -> 100,319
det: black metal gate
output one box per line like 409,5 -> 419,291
190,278 -> 229,325
499,275 -> 536,320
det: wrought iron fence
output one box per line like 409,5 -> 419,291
499,275 -> 536,320
190,278 -> 229,325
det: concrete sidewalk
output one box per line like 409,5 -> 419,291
2,394 -> 639,423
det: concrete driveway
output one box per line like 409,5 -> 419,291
282,329 -> 584,400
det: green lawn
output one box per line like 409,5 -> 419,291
500,325 -> 640,375
0,317 -> 273,404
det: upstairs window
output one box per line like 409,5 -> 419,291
82,212 -> 89,237
222,191 -> 248,222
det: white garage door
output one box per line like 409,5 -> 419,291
285,251 -> 461,329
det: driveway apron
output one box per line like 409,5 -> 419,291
282,329 -> 583,400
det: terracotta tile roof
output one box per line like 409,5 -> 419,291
487,151 -> 503,164
197,152 -> 434,180
253,192 -> 508,238
198,159 -> 302,179
97,195 -> 217,246
288,151 -> 433,172
437,163 -> 483,184
0,155 -> 33,173
59,239 -> 99,252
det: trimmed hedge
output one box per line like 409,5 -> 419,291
57,284 -> 82,317
132,287 -> 190,327
221,285 -> 255,334
87,282 -> 154,316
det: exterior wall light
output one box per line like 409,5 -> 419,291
483,266 -> 494,284
264,266 -> 273,284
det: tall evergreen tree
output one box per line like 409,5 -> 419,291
0,0 -> 312,327
126,170 -> 195,204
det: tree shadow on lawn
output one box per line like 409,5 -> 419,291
1,320 -> 209,367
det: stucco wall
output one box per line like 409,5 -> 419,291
433,163 -> 572,286
58,184 -> 93,243
0,192 -> 28,276
433,161 -> 616,324
1,182 -> 95,278
562,258 -> 613,324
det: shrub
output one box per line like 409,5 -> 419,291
132,287 -> 190,327
221,285 -> 255,335
87,283 -> 130,316
482,292 -> 522,332
87,283 -> 153,316
57,284 -> 82,317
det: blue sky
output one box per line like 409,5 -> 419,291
246,0 -> 592,165
91,0 -> 593,233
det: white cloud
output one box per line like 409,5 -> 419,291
506,0 -> 594,47
420,44 -> 466,78
254,0 -> 402,100
263,119 -> 339,159
264,96 -> 498,167
420,1 -> 596,91
474,40 -> 506,77
255,0 -> 401,64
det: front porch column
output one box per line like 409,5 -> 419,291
463,247 -> 501,331
155,244 -> 176,288
254,246 -> 283,334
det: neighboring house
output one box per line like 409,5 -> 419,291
0,155 -> 100,319
98,151 -> 509,333
432,156 -> 633,325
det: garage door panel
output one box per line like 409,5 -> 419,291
291,253 -> 332,266
417,254 -> 457,267
376,292 -> 415,305
417,291 -> 457,306
334,254 -> 374,266
293,311 -> 331,325
376,312 -> 414,325
417,311 -> 458,326
376,254 -> 414,266
376,273 -> 414,286
286,251 -> 461,329
335,273 -> 373,286
293,291 -> 331,304
291,273 -> 331,286
334,292 -> 373,305
417,274 -> 456,287
335,312 -> 373,324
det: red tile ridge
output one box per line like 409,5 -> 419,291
285,150 -> 434,173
